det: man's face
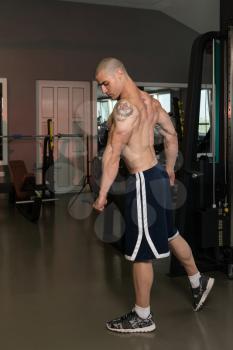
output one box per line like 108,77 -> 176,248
96,69 -> 123,100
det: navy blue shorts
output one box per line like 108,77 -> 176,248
124,163 -> 179,262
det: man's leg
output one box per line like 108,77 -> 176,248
169,234 -> 215,311
168,234 -> 198,276
133,261 -> 153,308
106,261 -> 156,333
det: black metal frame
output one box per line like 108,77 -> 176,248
169,31 -> 229,276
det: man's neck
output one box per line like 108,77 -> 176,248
120,77 -> 139,100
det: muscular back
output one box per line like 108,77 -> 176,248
107,92 -> 157,173
104,88 -> 177,178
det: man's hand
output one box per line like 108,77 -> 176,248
93,194 -> 108,212
166,167 -> 175,186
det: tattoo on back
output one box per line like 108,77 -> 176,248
115,101 -> 133,120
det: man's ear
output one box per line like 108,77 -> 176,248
116,68 -> 124,78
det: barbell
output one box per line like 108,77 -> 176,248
0,133 -> 85,140
15,198 -> 59,205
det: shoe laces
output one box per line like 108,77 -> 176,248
122,311 -> 134,321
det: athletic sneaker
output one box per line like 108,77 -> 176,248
106,310 -> 156,333
192,274 -> 215,311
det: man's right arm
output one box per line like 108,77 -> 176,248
93,99 -> 137,211
157,103 -> 178,185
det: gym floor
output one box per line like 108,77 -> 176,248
0,194 -> 232,350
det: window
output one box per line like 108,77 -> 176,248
150,92 -> 171,113
95,84 -> 173,153
198,89 -> 211,137
97,99 -> 117,151
97,99 -> 117,125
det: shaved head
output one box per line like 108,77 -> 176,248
95,57 -> 127,76
95,58 -> 129,100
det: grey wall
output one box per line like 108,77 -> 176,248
0,0 -> 198,170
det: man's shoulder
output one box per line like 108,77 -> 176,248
139,90 -> 161,110
115,98 -> 136,109
153,98 -> 161,108
113,99 -> 139,122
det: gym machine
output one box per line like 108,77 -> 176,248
2,119 -> 82,222
90,27 -> 233,279
8,119 -> 57,222
170,27 -> 233,279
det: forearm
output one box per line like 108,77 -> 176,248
164,135 -> 178,171
99,151 -> 120,197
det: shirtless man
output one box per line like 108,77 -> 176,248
93,58 -> 214,333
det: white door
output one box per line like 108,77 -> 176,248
0,78 -> 8,166
37,81 -> 91,194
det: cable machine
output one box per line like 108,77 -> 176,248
226,26 -> 233,278
170,27 -> 233,279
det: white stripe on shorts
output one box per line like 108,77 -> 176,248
125,171 -> 170,261
125,173 -> 144,261
139,172 -> 170,259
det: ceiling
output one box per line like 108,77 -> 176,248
59,0 -> 220,33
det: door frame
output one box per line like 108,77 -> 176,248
36,80 -> 92,191
0,78 -> 8,166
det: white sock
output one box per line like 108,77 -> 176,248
134,305 -> 150,319
188,272 -> 201,288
